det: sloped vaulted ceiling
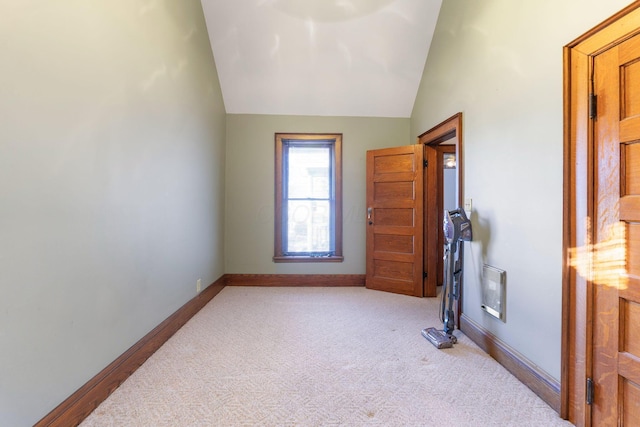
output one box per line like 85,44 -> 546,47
200,0 -> 442,118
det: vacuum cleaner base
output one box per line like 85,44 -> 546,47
422,327 -> 457,349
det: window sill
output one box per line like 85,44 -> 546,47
273,256 -> 344,263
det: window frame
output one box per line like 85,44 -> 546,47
274,133 -> 343,263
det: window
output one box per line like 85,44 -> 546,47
274,133 -> 343,262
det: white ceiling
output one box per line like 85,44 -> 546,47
200,0 -> 442,118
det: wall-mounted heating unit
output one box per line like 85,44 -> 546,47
481,264 -> 506,322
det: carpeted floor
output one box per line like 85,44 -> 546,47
80,286 -> 573,426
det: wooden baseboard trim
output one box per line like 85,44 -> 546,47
459,314 -> 561,414
36,277 -> 226,427
224,273 -> 366,287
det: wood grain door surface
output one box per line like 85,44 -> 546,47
592,31 -> 640,426
365,145 -> 424,297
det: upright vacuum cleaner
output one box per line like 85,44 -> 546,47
422,208 -> 472,349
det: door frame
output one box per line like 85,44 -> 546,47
417,113 -> 463,298
562,2 -> 640,424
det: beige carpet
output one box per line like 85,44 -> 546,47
80,287 -> 572,426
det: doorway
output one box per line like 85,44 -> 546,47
563,3 -> 640,425
418,113 -> 463,297
364,113 -> 463,298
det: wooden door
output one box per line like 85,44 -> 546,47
365,145 -> 424,296
591,32 -> 640,426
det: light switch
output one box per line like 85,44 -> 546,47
464,198 -> 472,213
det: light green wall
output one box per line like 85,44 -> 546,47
225,114 -> 410,274
0,1 -> 226,425
411,0 -> 634,381
5,1 -> 635,423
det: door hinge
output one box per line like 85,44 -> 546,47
589,94 -> 597,119
586,377 -> 594,405
423,272 -> 428,279
424,160 -> 428,168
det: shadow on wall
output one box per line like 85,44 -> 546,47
465,210 -> 493,307
470,209 -> 492,262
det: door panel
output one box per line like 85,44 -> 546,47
592,31 -> 640,426
366,145 -> 423,296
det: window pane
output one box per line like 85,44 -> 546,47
274,133 -> 342,262
287,146 -> 330,199
286,200 -> 331,253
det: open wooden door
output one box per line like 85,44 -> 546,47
563,4 -> 640,424
365,145 -> 424,296
590,30 -> 640,427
